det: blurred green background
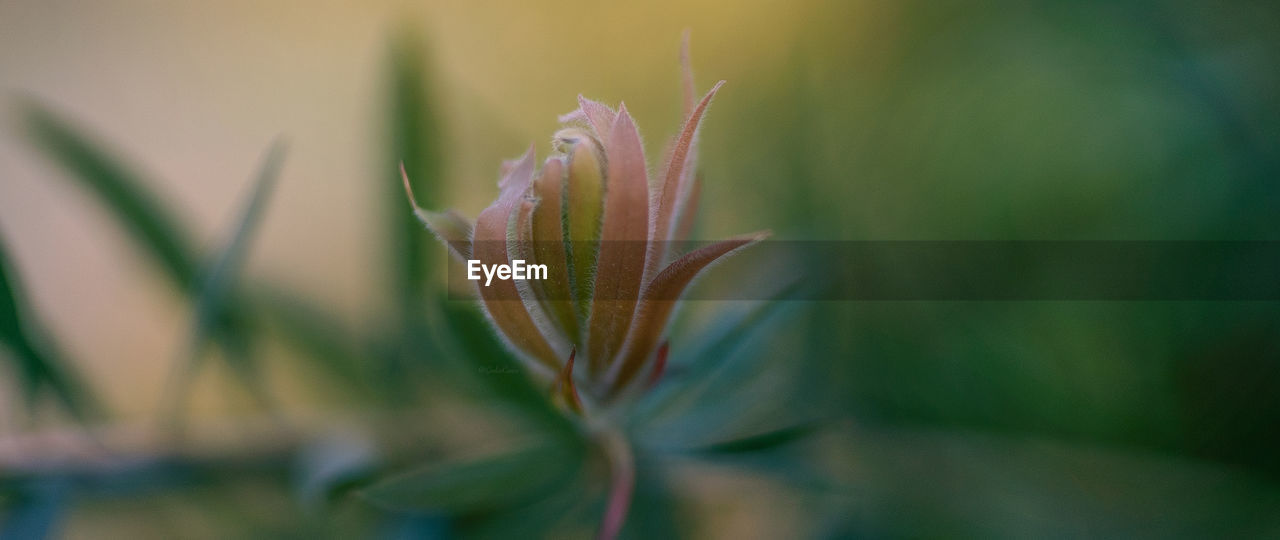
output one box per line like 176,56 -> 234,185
2,0 -> 1279,537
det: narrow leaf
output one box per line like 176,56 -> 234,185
0,234 -> 99,419
189,140 -> 286,343
19,100 -> 199,288
576,95 -> 618,143
386,30 -> 443,317
557,130 -> 607,330
607,232 -> 769,396
403,164 -> 472,261
691,422 -> 821,455
472,147 -> 563,375
648,81 -> 725,281
587,105 -> 650,375
527,157 -> 578,340
671,173 -> 702,245
166,141 -> 286,417
509,194 -> 566,356
18,100 -> 259,398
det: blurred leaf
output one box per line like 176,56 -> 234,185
187,140 -> 285,361
0,232 -> 99,419
360,443 -> 581,515
634,292 -> 801,425
458,462 -> 594,538
690,422 -> 821,456
17,99 -> 263,403
18,100 -> 200,289
165,141 -> 286,417
618,454 -> 684,540
386,30 -> 443,317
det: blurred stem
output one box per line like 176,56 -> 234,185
596,427 -> 634,540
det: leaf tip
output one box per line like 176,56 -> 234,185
400,161 -> 421,210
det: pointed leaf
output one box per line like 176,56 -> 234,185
557,130 -> 607,330
386,30 -> 443,317
189,140 -> 286,344
648,81 -> 724,281
587,105 -> 651,375
167,141 -> 286,417
18,100 -> 260,403
0,234 -> 99,419
18,100 -> 199,289
417,208 -> 473,262
577,95 -> 618,143
472,147 -> 562,375
508,193 -> 567,355
528,157 -> 579,341
607,232 -> 769,395
672,173 -> 702,245
691,422 -> 821,455
0,235 -> 32,362
403,163 -> 472,261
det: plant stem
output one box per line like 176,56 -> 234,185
596,427 -> 635,540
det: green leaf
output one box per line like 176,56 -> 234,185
618,454 -> 684,540
164,141 -> 286,418
188,140 -> 286,358
386,29 -> 443,318
607,232 -> 768,396
360,443 -> 581,515
632,289 -> 801,425
17,99 -> 261,407
0,232 -> 100,419
689,422 -> 821,455
456,455 -> 595,538
18,100 -> 200,290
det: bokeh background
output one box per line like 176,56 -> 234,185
2,0 -> 1279,537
